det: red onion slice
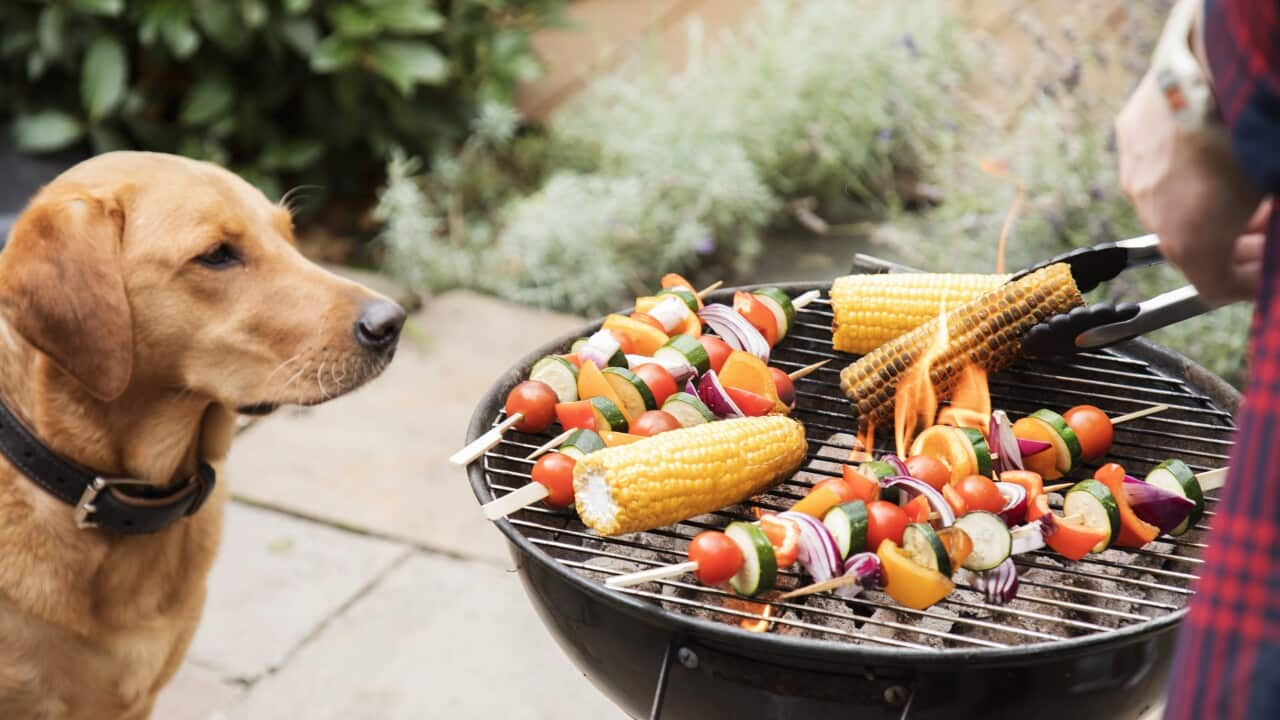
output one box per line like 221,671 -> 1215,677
579,329 -> 621,368
879,454 -> 910,476
1017,438 -> 1052,457
881,476 -> 955,527
1122,474 -> 1195,535
990,410 -> 1024,473
627,354 -> 695,383
837,552 -> 885,597
779,511 -> 843,583
697,370 -> 744,418
699,304 -> 770,362
1010,520 -> 1047,554
995,482 -> 1027,526
969,557 -> 1019,604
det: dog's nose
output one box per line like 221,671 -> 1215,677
354,300 -> 406,352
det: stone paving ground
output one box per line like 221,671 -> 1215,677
152,290 -> 625,720
151,287 -> 1166,720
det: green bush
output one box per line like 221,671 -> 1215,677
0,0 -> 566,199
378,0 -> 968,314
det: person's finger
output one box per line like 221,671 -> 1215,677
1245,198 -> 1274,234
1234,232 -> 1266,265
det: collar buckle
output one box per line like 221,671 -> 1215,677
74,477 -> 152,530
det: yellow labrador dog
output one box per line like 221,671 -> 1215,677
0,151 -> 404,719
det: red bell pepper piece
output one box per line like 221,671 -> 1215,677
554,400 -> 596,431
841,465 -> 882,504
1093,463 -> 1160,547
1027,494 -> 1108,561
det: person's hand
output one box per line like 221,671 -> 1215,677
1115,70 -> 1265,305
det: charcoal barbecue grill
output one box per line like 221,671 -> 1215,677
465,281 -> 1237,720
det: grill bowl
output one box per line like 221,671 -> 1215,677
466,282 -> 1238,719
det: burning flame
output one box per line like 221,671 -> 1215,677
849,422 -> 877,463
978,158 -> 1026,275
736,601 -> 777,633
894,302 -> 949,458
937,365 -> 991,433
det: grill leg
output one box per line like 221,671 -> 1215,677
648,638 -> 676,720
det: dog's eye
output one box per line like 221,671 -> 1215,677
194,243 -> 241,269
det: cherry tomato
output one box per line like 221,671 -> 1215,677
629,312 -> 668,334
865,500 -> 909,551
697,335 -> 734,375
770,367 -> 796,407
632,363 -> 677,407
505,380 -> 558,432
954,474 -> 1005,514
1063,404 -> 1114,461
688,530 -> 744,586
531,452 -> 577,507
631,410 -> 682,437
905,455 -> 950,491
758,515 -> 801,567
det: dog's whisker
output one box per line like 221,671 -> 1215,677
264,352 -> 305,388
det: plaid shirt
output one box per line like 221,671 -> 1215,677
1164,2 -> 1280,718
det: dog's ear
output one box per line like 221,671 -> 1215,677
0,186 -> 133,401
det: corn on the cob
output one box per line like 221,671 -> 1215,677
831,273 -> 1010,354
840,263 -> 1083,430
574,416 -> 807,536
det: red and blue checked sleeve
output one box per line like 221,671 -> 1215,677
1164,2 -> 1280,719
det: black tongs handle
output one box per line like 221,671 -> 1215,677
1010,234 -> 1163,293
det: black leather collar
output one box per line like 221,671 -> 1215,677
0,397 -> 215,534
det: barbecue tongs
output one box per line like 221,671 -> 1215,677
853,234 -> 1218,355
1013,234 -> 1216,355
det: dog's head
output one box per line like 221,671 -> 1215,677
0,151 -> 404,411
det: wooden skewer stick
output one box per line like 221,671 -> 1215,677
696,281 -> 724,299
482,482 -> 549,520
450,412 -> 524,466
788,359 -> 831,381
791,289 -> 821,309
778,573 -> 862,600
1111,403 -> 1169,425
1043,466 -> 1227,495
528,429 -> 574,460
606,561 -> 699,589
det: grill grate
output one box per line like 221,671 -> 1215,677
477,291 -> 1234,651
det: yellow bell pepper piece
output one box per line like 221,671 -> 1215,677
877,539 -> 955,610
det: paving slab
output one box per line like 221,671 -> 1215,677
151,661 -> 243,720
226,290 -> 582,564
224,551 -> 623,720
186,502 -> 408,682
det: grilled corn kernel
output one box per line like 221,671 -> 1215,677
573,416 -> 807,536
830,272 -> 1009,354
839,263 -> 1083,430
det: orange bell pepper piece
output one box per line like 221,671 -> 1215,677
1093,463 -> 1160,548
942,483 -> 968,517
878,539 -> 955,610
841,466 -> 882,504
999,470 -> 1044,506
792,478 -> 855,518
1026,494 -> 1108,560
903,495 -> 931,524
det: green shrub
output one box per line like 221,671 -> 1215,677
0,0 -> 566,199
378,0 -> 969,314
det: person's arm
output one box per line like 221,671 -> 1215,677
1115,0 -> 1273,305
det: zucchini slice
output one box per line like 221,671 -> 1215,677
601,366 -> 657,417
661,392 -> 715,427
823,500 -> 869,559
903,522 -> 952,576
1145,459 -> 1204,535
953,511 -> 1012,571
957,427 -> 994,478
1064,479 -> 1121,552
530,355 -> 579,403
655,334 -> 711,374
588,396 -> 629,433
1028,409 -> 1083,474
559,429 -> 605,460
657,287 -> 699,313
753,288 -> 795,340
725,521 -> 778,597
